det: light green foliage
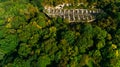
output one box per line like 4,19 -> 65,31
37,55 -> 51,67
116,57 -> 120,67
96,40 -> 105,49
93,26 -> 107,40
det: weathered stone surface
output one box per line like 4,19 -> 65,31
44,9 -> 102,22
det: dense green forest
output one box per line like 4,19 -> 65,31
0,0 -> 120,67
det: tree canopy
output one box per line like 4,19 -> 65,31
0,0 -> 120,67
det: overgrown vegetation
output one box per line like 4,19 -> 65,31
0,0 -> 120,67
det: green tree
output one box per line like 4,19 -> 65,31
37,55 -> 51,67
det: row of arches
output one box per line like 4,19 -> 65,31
44,9 -> 102,22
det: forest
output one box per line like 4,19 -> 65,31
0,0 -> 120,67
